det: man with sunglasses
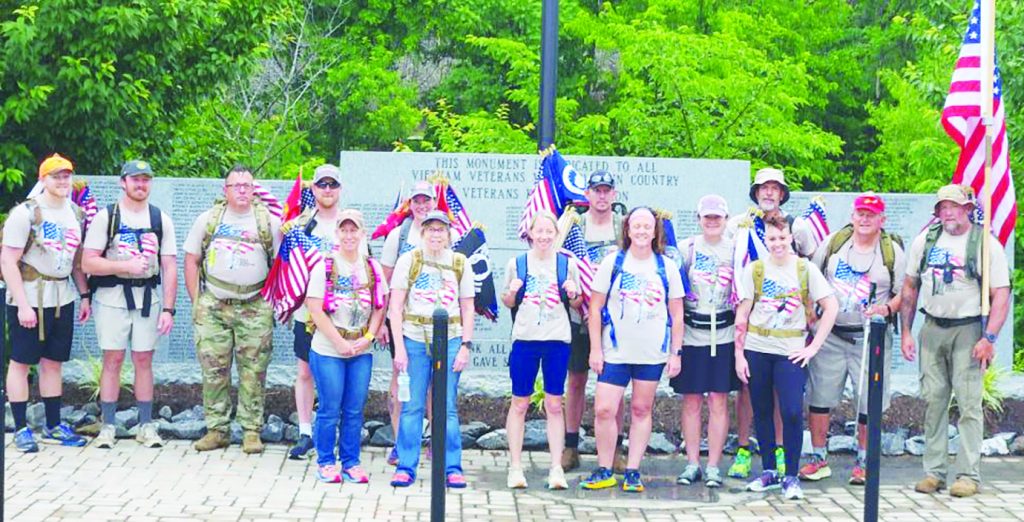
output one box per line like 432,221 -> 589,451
183,164 -> 282,454
285,164 -> 345,460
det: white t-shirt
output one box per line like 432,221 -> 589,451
905,227 -> 1010,319
306,254 -> 388,358
503,252 -> 580,343
183,206 -> 282,300
813,233 -> 906,328
679,236 -> 736,347
592,251 -> 685,364
737,257 -> 833,356
390,249 -> 476,343
2,197 -> 81,308
83,205 -> 178,309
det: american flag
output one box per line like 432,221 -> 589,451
833,259 -> 872,302
518,149 -> 587,239
522,275 -> 562,309
72,181 -> 98,228
252,182 -> 284,219
941,1 -> 1016,245
926,247 -> 965,279
441,185 -> 473,240
559,222 -> 595,302
40,222 -> 69,252
265,228 -> 323,322
759,278 -> 801,315
798,197 -> 830,246
211,225 -> 257,255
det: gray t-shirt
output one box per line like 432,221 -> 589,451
679,236 -> 736,347
737,258 -> 834,356
812,234 -> 906,328
2,197 -> 81,308
905,227 -> 1010,319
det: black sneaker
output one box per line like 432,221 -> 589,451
288,434 -> 314,460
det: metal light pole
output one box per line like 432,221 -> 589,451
538,0 -> 559,150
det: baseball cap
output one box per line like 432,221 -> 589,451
337,208 -> 364,230
121,160 -> 154,178
410,180 -> 436,199
38,154 -> 74,179
422,210 -> 451,227
697,194 -> 729,217
313,164 -> 341,185
587,170 -> 615,189
935,184 -> 974,207
853,192 -> 885,214
749,167 -> 790,204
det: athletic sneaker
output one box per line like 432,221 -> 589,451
387,446 -> 399,466
798,454 -> 832,481
704,466 -> 723,488
728,447 -> 753,478
507,467 -> 528,489
775,447 -> 787,476
136,422 -> 164,448
676,463 -> 701,485
14,427 -> 39,453
40,423 -> 87,447
745,470 -> 781,492
317,464 -> 342,483
621,470 -> 645,493
289,434 -> 314,460
783,476 -> 804,500
849,464 -> 866,485
93,424 -> 117,449
580,467 -> 616,490
547,466 -> 568,490
343,465 -> 370,484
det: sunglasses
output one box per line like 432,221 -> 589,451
315,179 -> 341,189
588,172 -> 615,187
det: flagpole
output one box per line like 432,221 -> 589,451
979,0 -> 995,322
538,0 -> 559,150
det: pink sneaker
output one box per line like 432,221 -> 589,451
343,465 -> 370,484
446,472 -> 467,489
316,464 -> 342,484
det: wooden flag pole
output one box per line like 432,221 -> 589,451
979,0 -> 995,320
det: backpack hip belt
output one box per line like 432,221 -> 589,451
684,310 -> 735,330
747,325 -> 805,338
335,326 -> 369,340
406,314 -> 461,326
19,264 -> 70,343
89,274 -> 161,317
205,274 -> 264,297
208,292 -> 263,306
921,311 -> 981,328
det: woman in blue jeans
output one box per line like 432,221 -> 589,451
500,210 -> 582,490
305,209 -> 389,484
388,210 -> 476,488
734,214 -> 837,500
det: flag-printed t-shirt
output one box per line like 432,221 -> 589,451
390,249 -> 476,343
905,228 -> 1010,319
290,216 -> 339,324
592,252 -> 685,365
680,236 -> 736,347
738,257 -> 833,356
380,219 -> 460,268
306,254 -> 388,359
812,235 -> 905,328
2,197 -> 81,308
183,208 -> 282,300
503,252 -> 580,343
83,205 -> 177,309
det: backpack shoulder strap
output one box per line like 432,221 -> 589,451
407,249 -> 424,289
965,223 -> 983,282
106,203 -> 120,247
752,260 -> 765,304
452,252 -> 466,285
822,224 -> 854,270
398,218 -> 413,249
919,223 -> 943,275
149,204 -> 163,252
797,258 -> 815,325
655,253 -> 669,296
879,230 -> 896,294
253,201 -> 273,260
612,212 -> 624,242
610,250 -> 627,291
21,200 -> 43,250
201,202 -> 228,257
514,253 -> 528,306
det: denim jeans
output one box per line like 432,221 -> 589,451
396,337 -> 463,478
309,351 -> 373,468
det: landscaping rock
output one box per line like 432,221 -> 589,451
284,424 -> 300,443
27,403 -> 45,429
289,412 -> 300,426
522,420 -> 548,450
646,432 -> 676,454
169,420 -> 207,440
476,429 -> 509,450
1009,435 -> 1024,456
905,435 -> 926,456
881,432 -> 906,456
230,422 -> 243,444
948,434 -> 960,455
115,408 -> 139,430
364,420 -> 385,434
722,433 -> 740,455
5,408 -> 14,432
361,428 -> 370,445
844,421 -> 857,437
828,435 -> 858,454
60,406 -> 75,421
260,415 -> 285,443
461,421 -> 491,440
159,405 -> 173,421
981,436 -> 1009,456
579,436 -> 597,455
83,403 -> 100,416
369,426 -> 396,447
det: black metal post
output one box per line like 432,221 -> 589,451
538,0 -> 559,149
864,316 -> 887,522
430,307 -> 449,522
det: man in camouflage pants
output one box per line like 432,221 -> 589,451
183,165 -> 282,453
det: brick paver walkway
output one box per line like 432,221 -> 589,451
3,437 -> 1023,521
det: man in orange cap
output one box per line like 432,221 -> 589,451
1,154 -> 91,452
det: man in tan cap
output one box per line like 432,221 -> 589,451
900,184 -> 1010,498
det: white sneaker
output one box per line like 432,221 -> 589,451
783,476 -> 804,500
136,422 -> 165,448
547,466 -> 568,490
507,467 -> 528,489
93,424 -> 116,449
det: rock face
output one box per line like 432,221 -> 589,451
476,429 -> 509,450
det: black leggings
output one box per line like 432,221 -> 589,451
746,350 -> 806,477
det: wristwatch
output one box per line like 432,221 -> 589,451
162,308 -> 176,317
983,332 -> 998,343
461,341 -> 474,350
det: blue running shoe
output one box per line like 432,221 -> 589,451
41,423 -> 87,447
14,427 -> 39,453
288,434 -> 314,460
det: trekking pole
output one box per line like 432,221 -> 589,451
856,284 -> 878,420
430,306 -> 449,522
863,315 -> 887,522
1,282 -> 7,522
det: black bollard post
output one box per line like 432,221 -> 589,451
430,307 -> 449,522
864,316 -> 887,522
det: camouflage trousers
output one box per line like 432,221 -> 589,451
193,292 -> 274,432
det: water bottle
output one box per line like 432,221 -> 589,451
397,371 -> 411,403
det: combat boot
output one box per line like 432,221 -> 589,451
561,447 -> 581,471
193,430 -> 230,452
242,431 -> 264,454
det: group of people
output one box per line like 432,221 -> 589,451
1,156 -> 1010,501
